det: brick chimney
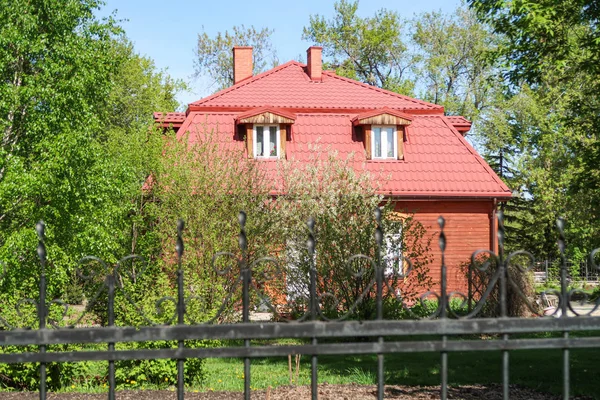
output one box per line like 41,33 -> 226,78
233,46 -> 253,84
306,46 -> 323,81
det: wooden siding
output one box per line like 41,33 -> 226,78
245,124 -> 253,158
397,125 -> 405,160
279,124 -> 287,159
395,200 -> 495,293
356,113 -> 412,126
364,124 -> 372,159
238,112 -> 295,124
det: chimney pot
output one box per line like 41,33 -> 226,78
306,46 -> 323,81
233,46 -> 253,84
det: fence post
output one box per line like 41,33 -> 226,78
557,218 -> 570,400
107,258 -> 116,400
176,219 -> 185,400
495,211 -> 511,400
239,212 -> 251,400
374,208 -> 385,400
36,222 -> 47,400
307,217 -> 318,400
438,216 -> 448,400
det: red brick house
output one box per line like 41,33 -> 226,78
154,46 -> 511,292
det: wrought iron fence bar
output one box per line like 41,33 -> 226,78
438,216 -> 448,400
176,219 -> 185,400
557,218 -> 570,400
498,212 -> 509,400
36,221 -> 47,400
375,208 -> 384,400
2,317 -> 599,345
107,271 -> 116,400
308,217 -> 318,400
3,337 -> 599,364
239,212 -> 251,400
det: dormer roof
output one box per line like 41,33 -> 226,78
351,107 -> 413,126
153,112 -> 186,130
235,106 -> 296,124
446,115 -> 472,136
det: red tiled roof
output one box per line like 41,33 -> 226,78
445,115 -> 472,135
153,112 -> 186,129
189,62 -> 443,112
178,112 -> 511,198
153,112 -> 186,122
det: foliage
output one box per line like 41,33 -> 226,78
302,0 -> 415,93
194,25 -> 278,91
0,0 -> 120,302
469,0 -> 600,87
0,341 -> 210,391
273,149 -> 433,320
470,0 -> 600,258
466,253 -> 536,317
411,7 -> 498,121
139,126 -> 279,322
0,0 -> 184,311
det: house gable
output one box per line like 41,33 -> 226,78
189,61 -> 444,113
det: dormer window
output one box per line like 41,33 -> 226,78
352,108 -> 412,161
255,125 -> 280,158
236,107 -> 296,160
372,126 -> 397,159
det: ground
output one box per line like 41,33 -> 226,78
1,384 -> 592,399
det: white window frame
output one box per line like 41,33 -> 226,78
371,125 -> 397,159
253,125 -> 280,159
384,231 -> 403,277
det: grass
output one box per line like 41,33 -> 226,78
1,335 -> 598,398
199,336 -> 600,399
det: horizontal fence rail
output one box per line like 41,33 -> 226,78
0,211 -> 598,400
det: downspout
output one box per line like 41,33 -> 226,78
491,198 -> 497,253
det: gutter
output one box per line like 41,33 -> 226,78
382,193 -> 512,201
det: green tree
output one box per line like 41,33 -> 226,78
140,127 -> 278,322
0,0 -> 183,311
470,0 -> 600,257
412,7 -> 498,121
194,25 -> 278,91
302,0 -> 415,93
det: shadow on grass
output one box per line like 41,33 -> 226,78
232,336 -> 600,399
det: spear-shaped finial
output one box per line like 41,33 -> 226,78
238,211 -> 247,252
176,219 -> 185,259
36,221 -> 46,273
438,216 -> 446,252
374,207 -> 383,246
557,217 -> 566,256
497,210 -> 505,250
307,217 -> 316,255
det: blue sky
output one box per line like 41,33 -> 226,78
98,0 -> 462,106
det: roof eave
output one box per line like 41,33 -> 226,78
380,192 -> 512,200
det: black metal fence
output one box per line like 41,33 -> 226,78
533,259 -> 600,283
0,211 -> 599,400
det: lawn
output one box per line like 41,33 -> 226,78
201,341 -> 600,398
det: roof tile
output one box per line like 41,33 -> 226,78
179,112 -> 510,197
190,62 -> 442,111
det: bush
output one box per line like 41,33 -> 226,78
465,252 -> 536,317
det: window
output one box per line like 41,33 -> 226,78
254,125 -> 280,158
371,126 -> 397,159
384,232 -> 403,276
